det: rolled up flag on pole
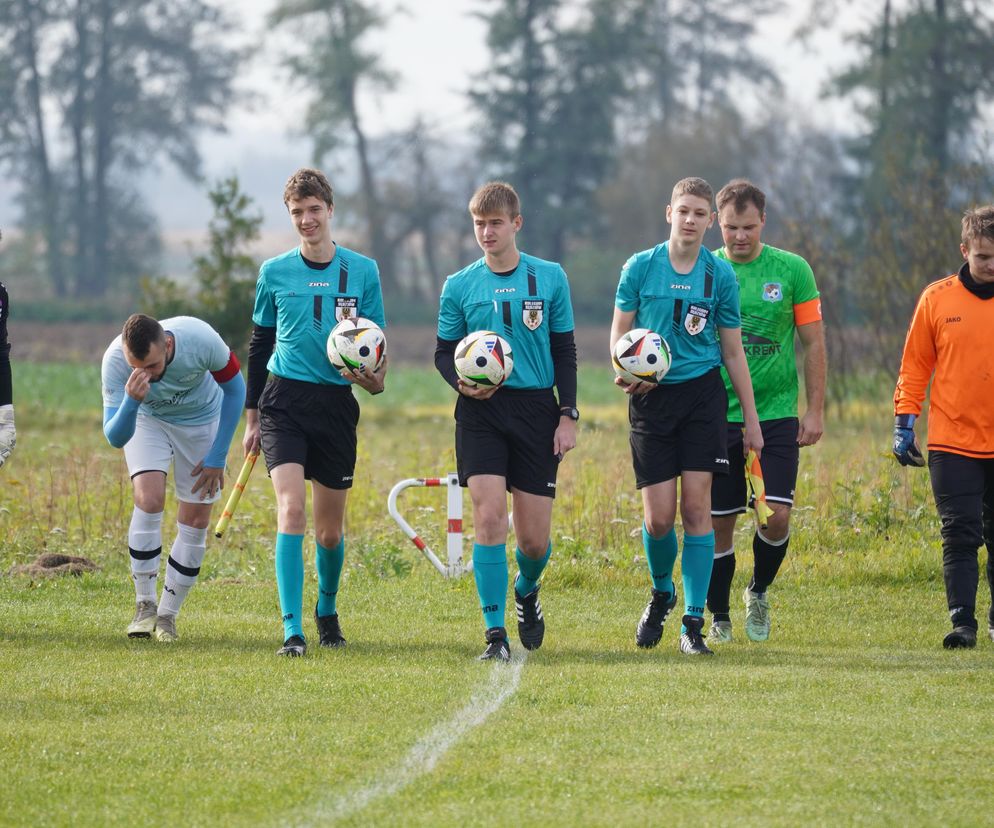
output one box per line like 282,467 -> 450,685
745,449 -> 775,529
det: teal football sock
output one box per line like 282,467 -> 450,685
472,543 -> 508,630
275,532 -> 305,641
514,542 -> 551,596
316,538 -> 345,617
643,524 -> 678,596
681,531 -> 715,632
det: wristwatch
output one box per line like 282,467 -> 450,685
560,406 -> 580,421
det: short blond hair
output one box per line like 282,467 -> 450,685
961,205 -> 994,247
671,177 -> 713,206
469,181 -> 520,218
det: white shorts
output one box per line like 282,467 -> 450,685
124,415 -> 222,504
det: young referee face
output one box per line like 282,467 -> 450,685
473,210 -> 522,262
718,203 -> 766,264
287,196 -> 333,246
666,194 -> 714,248
961,236 -> 994,284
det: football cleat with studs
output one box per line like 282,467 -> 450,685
515,586 -> 545,651
479,626 -> 511,662
635,588 -> 678,648
127,600 -> 158,638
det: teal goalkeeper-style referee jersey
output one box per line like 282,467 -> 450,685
253,245 -> 386,386
615,242 -> 740,384
437,253 -> 575,390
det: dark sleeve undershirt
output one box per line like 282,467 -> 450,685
550,330 -> 577,409
434,336 -> 461,392
246,324 -> 276,409
0,283 -> 11,406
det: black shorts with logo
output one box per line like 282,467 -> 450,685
259,375 -> 359,490
629,367 -> 729,489
455,388 -> 561,498
711,417 -> 799,515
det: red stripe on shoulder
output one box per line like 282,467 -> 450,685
211,351 -> 241,383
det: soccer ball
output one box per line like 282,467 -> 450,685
326,317 -> 386,374
454,330 -> 514,387
612,328 -> 671,384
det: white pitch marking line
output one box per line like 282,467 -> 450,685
298,651 -> 527,825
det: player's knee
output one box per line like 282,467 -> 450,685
517,535 -> 550,558
133,491 -> 165,514
474,509 -> 508,543
277,501 -> 307,533
315,528 -> 342,549
644,516 -> 675,539
764,510 -> 791,542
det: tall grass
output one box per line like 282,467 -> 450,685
2,363 -> 939,591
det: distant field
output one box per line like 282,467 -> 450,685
3,363 -> 991,826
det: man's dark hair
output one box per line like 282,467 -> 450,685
122,314 -> 165,360
716,179 -> 766,216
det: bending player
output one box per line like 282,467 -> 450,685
434,181 -> 578,662
243,168 -> 386,658
893,205 -> 994,648
101,314 -> 246,641
706,180 -> 826,644
612,176 -> 762,656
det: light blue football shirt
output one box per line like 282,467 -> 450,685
615,243 -> 740,383
101,316 -> 230,425
253,245 -> 386,386
437,253 -> 575,390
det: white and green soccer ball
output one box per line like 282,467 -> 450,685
326,317 -> 386,375
454,330 -> 514,387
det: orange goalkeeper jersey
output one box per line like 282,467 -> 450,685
894,273 -> 994,458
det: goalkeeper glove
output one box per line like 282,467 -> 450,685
893,413 -> 924,467
0,404 -> 15,469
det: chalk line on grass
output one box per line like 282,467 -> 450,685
296,651 -> 526,825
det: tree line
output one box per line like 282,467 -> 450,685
2,0 -> 993,386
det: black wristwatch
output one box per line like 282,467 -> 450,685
560,406 -> 580,421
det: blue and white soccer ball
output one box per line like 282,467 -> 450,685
454,330 -> 514,387
326,317 -> 386,374
612,328 -> 671,384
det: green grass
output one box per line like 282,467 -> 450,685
1,363 -> 989,826
2,573 -> 993,826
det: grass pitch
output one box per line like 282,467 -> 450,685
3,572 -> 994,827
2,364 -> 993,826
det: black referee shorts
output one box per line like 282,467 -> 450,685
259,375 -> 359,490
629,367 -> 729,488
711,417 -> 799,515
455,388 -> 561,498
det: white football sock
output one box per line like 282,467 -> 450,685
158,523 -> 208,618
129,506 -> 163,604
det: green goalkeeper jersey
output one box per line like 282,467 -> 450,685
716,244 -> 821,423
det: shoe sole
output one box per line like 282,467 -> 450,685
154,632 -> 177,642
127,620 -> 156,638
319,639 -> 346,649
745,630 -> 770,642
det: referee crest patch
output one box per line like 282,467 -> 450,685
523,299 -> 544,330
335,296 -> 358,321
684,304 -> 710,335
762,283 -> 783,302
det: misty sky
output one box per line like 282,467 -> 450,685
1,0 -> 863,245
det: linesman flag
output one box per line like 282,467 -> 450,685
214,450 -> 259,538
745,449 -> 775,529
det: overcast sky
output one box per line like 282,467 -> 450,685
1,1 -> 862,245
